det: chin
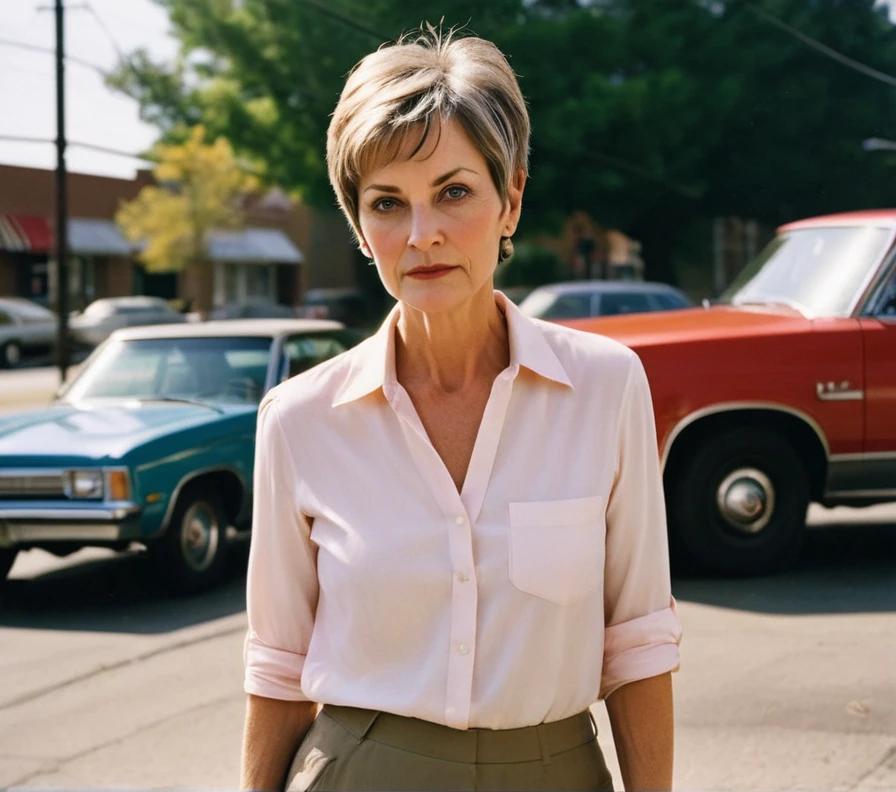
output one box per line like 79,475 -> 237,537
399,280 -> 472,314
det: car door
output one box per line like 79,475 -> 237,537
859,260 -> 896,493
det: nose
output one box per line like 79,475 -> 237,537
406,204 -> 443,252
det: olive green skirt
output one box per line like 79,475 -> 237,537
286,704 -> 614,791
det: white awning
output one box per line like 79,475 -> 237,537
68,218 -> 134,256
208,228 -> 303,264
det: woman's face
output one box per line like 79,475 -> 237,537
357,118 -> 524,315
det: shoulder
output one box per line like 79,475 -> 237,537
533,317 -> 639,389
260,339 -> 367,420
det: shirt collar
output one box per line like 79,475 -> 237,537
331,290 -> 573,407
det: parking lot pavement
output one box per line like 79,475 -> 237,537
1,513 -> 894,790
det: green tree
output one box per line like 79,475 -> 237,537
111,1 -> 896,287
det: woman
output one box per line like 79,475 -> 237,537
241,28 -> 682,792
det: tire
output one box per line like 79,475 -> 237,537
667,426 -> 809,576
1,340 -> 22,368
151,485 -> 229,594
0,548 -> 18,581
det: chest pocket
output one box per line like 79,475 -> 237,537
508,495 -> 605,605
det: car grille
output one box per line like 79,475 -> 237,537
0,470 -> 67,499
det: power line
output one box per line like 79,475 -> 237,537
0,133 -> 150,161
0,37 -> 109,76
744,2 -> 896,89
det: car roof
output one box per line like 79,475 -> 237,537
110,318 -> 345,340
780,209 -> 896,232
0,297 -> 51,310
529,280 -> 685,295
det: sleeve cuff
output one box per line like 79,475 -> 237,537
243,632 -> 312,701
599,597 -> 683,700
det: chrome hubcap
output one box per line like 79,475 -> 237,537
5,344 -> 20,366
716,468 -> 775,535
180,500 -> 219,572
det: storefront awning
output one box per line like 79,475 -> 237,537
208,228 -> 303,264
68,218 -> 134,256
0,214 -> 52,253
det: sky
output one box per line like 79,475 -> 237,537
1,1 -> 895,180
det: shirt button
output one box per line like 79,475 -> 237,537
458,643 -> 470,655
455,571 -> 469,583
454,515 -> 466,525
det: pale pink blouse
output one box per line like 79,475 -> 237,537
244,290 -> 682,730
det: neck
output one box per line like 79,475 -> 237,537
395,285 -> 510,393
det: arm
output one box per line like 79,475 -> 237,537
605,672 -> 674,792
240,695 -> 319,791
242,395 -> 321,789
600,353 -> 682,788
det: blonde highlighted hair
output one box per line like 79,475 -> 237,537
326,26 -> 530,247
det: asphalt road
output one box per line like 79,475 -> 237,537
1,506 -> 895,791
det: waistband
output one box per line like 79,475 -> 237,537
320,705 -> 598,765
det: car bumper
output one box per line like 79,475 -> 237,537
0,503 -> 142,547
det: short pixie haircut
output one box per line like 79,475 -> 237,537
326,27 -> 530,243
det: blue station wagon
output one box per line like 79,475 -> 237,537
0,319 -> 362,592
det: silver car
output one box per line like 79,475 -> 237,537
70,296 -> 187,348
0,298 -> 56,368
518,280 -> 693,320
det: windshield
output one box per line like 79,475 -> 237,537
721,226 -> 891,317
62,336 -> 273,405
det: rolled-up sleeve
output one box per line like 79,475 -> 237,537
599,352 -> 683,701
243,393 -> 319,701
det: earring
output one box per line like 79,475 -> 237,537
499,236 -> 514,262
367,259 -> 376,267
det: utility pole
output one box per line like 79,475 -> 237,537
54,0 -> 70,382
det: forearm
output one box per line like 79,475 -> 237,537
605,671 -> 674,792
240,693 -> 319,791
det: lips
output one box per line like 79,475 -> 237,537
405,265 -> 459,280
405,265 -> 457,275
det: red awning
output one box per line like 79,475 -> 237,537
0,214 -> 53,253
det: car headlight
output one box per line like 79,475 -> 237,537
62,468 -> 132,500
64,469 -> 104,499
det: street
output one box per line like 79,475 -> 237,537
1,507 -> 894,790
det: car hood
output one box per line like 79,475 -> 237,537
557,304 -> 812,348
0,401 -> 254,462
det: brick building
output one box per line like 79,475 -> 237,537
0,164 -> 357,311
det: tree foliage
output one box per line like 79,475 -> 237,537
116,125 -> 258,311
112,0 -> 896,283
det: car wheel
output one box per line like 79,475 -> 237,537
1,340 -> 22,368
668,427 -> 808,576
0,548 -> 18,581
152,485 -> 229,594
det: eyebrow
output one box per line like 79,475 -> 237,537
362,167 -> 478,194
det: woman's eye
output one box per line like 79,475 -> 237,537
372,197 -> 399,212
444,185 -> 469,201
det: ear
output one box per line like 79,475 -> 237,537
502,168 -> 527,237
357,231 -> 373,259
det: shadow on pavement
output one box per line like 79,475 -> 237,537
0,540 -> 251,633
673,522 -> 896,615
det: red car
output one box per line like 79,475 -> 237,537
562,210 -> 896,576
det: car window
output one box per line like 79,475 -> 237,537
650,292 -> 689,310
873,267 -> 896,317
598,292 -> 653,316
282,335 -> 347,380
0,309 -> 13,326
63,336 -> 274,404
11,301 -> 54,322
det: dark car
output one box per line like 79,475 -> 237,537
297,288 -> 375,328
0,318 -> 363,592
518,281 -> 693,321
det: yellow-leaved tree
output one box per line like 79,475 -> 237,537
116,125 -> 258,315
